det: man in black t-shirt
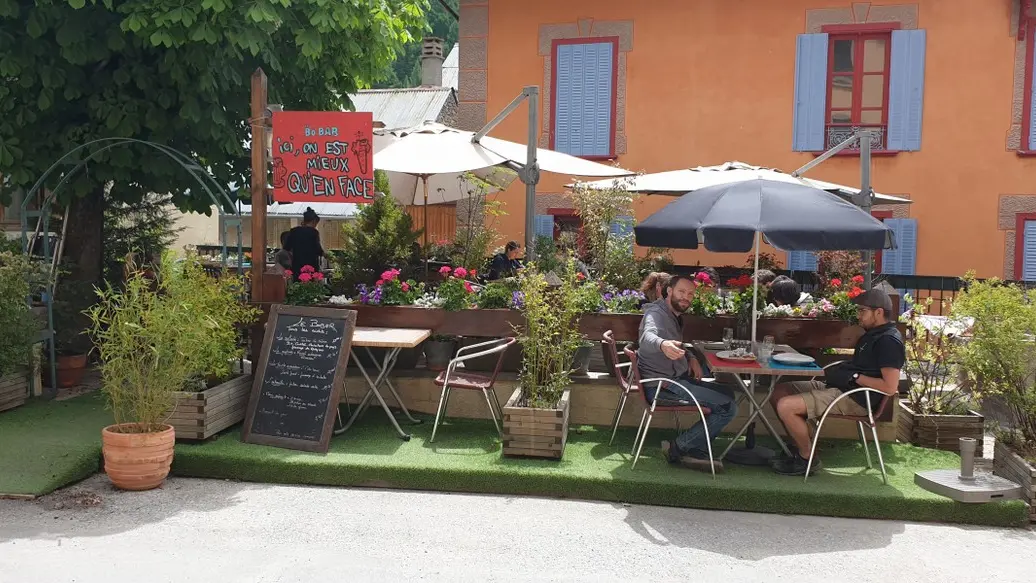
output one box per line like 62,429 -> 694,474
768,288 -> 905,476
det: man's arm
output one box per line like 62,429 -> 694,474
855,367 -> 901,396
639,309 -> 667,352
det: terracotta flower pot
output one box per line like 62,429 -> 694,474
48,353 -> 89,388
101,423 -> 175,491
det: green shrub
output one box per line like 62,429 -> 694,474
334,190 -> 422,290
0,252 -> 39,377
476,282 -> 512,310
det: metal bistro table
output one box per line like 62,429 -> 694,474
692,341 -> 825,465
335,326 -> 431,441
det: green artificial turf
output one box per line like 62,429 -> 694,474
173,413 -> 1030,527
0,392 -> 112,496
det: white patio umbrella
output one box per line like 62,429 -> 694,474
374,121 -> 633,248
571,161 -> 912,206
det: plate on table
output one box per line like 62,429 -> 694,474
772,352 -> 816,366
716,350 -> 757,362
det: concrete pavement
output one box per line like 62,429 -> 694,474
1,475 -> 1032,582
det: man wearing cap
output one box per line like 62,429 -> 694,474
768,288 -> 905,476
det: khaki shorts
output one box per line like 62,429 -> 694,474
783,381 -> 868,420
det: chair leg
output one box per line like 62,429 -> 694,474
869,423 -> 888,485
482,389 -> 502,438
609,391 -> 629,446
857,421 -> 873,469
632,412 -> 655,470
632,409 -> 648,456
804,413 -> 830,482
430,384 -> 449,443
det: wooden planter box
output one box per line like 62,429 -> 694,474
167,375 -> 253,440
501,387 -> 571,460
0,372 -> 29,412
993,441 -> 1036,522
313,304 -> 892,349
897,401 -> 984,452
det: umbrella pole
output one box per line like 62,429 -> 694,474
423,176 -> 429,281
751,231 -> 760,345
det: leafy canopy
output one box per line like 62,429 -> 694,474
0,0 -> 428,209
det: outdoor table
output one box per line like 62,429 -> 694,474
691,341 -> 825,465
335,326 -> 431,441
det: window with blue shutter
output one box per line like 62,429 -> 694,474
609,215 -> 634,238
533,214 -> 555,240
787,251 -> 818,272
881,218 -> 918,275
1021,220 -> 1036,281
887,29 -> 927,152
792,33 -> 829,152
553,41 -> 615,157
793,27 -> 925,153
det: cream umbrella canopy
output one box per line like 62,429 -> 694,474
373,121 -> 634,249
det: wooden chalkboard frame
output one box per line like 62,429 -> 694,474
241,304 -> 357,453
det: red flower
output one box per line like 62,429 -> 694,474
301,265 -> 316,274
726,274 -> 753,288
830,278 -> 842,288
439,266 -> 452,275
381,269 -> 399,282
847,286 -> 864,299
401,282 -> 410,292
299,272 -> 313,283
851,275 -> 864,284
454,267 -> 468,278
463,281 -> 474,293
694,272 -> 713,286
283,269 -> 293,278
470,269 -> 477,278
376,279 -> 385,286
313,272 -> 325,281
576,272 -> 585,281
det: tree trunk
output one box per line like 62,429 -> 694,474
63,188 -> 105,285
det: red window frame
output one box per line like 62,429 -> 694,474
870,210 -> 893,271
549,37 -> 620,161
547,208 -> 587,254
822,24 -> 898,153
1014,213 -> 1036,280
1020,15 -> 1036,155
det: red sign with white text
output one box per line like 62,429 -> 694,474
271,111 -> 374,203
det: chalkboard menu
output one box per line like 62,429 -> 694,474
242,305 -> 356,453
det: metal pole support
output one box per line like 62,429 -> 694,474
859,131 -> 874,290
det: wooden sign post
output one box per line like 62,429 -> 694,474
242,305 -> 357,453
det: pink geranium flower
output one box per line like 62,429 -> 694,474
299,272 -> 313,283
470,269 -> 477,278
301,265 -> 315,274
439,266 -> 452,275
830,278 -> 842,288
401,282 -> 410,292
453,267 -> 468,278
283,269 -> 293,278
851,275 -> 864,284
464,281 -> 474,293
376,279 -> 385,286
313,272 -> 325,281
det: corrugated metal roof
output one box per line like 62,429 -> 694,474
442,43 -> 459,90
349,87 -> 453,129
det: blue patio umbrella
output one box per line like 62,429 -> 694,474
634,179 -> 895,341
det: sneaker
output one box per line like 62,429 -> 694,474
662,441 -> 724,473
770,445 -> 800,467
660,440 -> 678,464
773,454 -> 822,476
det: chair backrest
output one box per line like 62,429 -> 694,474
602,330 -> 633,390
623,345 -> 648,398
485,337 -> 518,386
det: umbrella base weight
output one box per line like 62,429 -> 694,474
724,445 -> 776,466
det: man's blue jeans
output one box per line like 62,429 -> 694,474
646,376 -> 738,456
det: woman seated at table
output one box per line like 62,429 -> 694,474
767,276 -> 812,307
638,271 -> 671,307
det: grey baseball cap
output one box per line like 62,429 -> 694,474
852,288 -> 894,314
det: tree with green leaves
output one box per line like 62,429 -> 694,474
377,0 -> 457,88
0,0 -> 428,284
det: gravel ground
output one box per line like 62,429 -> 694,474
1,475 -> 1033,583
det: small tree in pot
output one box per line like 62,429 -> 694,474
87,252 -> 248,490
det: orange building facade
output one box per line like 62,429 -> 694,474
456,0 -> 1036,280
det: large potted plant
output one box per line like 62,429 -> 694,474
87,252 -> 240,490
46,279 -> 96,389
165,256 -> 259,440
0,252 -> 39,411
953,274 -> 1036,521
501,265 -> 584,459
896,295 -> 983,450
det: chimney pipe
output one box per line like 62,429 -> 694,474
421,37 -> 444,87
959,437 -> 977,480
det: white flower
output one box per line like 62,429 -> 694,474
328,295 -> 353,305
414,292 -> 445,309
762,304 -> 795,317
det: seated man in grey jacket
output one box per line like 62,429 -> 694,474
639,274 -> 738,473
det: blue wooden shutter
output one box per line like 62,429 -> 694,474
792,33 -> 829,152
554,42 -> 614,157
881,218 -> 918,275
787,251 -> 818,272
534,214 -> 554,239
1022,220 -> 1036,281
609,215 -> 634,238
887,29 -> 926,152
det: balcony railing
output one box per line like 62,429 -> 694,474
826,124 -> 886,151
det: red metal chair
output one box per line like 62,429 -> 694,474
430,337 -> 517,443
602,330 -> 637,446
624,346 -> 716,477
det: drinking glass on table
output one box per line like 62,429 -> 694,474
722,328 -> 734,350
759,335 -> 775,362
